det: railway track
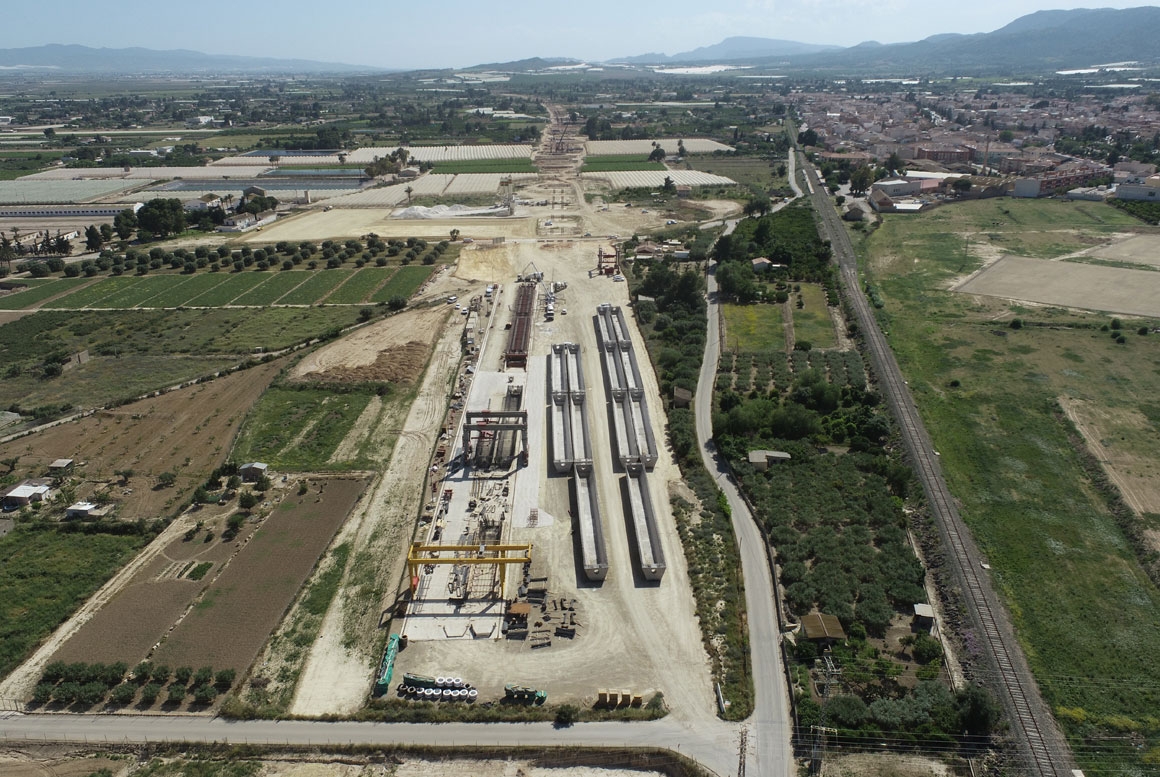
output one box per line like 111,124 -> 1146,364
801,154 -> 1073,777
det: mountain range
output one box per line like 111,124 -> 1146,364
0,44 -> 377,74
615,7 -> 1160,74
1,7 -> 1158,77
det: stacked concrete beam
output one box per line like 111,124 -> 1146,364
550,343 -> 607,581
594,304 -> 666,581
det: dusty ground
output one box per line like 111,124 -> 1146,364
290,306 -> 470,715
290,306 -> 452,385
955,254 -> 1160,317
246,210 -> 538,243
292,116 -> 719,716
393,234 -> 716,719
1087,233 -> 1160,267
1060,396 -> 1160,517
0,749 -> 666,777
0,359 -> 283,518
820,753 -> 956,777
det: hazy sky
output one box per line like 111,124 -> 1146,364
1,1 -> 1151,69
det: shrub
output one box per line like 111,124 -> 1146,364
174,666 -> 193,685
109,683 -> 137,706
166,685 -> 186,704
554,704 -> 579,727
141,683 -> 161,705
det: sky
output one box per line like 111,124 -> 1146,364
0,0 -> 1153,70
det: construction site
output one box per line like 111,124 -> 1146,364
380,232 -> 712,713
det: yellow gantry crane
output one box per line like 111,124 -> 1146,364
407,542 -> 532,596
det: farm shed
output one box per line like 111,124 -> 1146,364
65,501 -> 109,520
748,450 -> 791,471
913,603 -> 935,633
672,387 -> 693,408
240,462 -> 269,482
801,612 -> 847,645
751,257 -> 772,272
48,458 -> 74,476
2,481 -> 51,509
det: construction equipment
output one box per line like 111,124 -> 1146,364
504,683 -> 547,704
407,542 -> 533,596
372,633 -> 402,696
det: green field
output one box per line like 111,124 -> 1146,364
371,265 -> 435,301
231,386 -> 375,470
431,158 -> 536,174
686,155 -> 789,191
0,279 -> 89,310
789,283 -> 836,349
0,526 -> 148,682
324,267 -> 396,304
147,273 -> 235,308
185,273 -> 268,306
721,302 -> 785,352
0,307 -> 360,410
276,269 -> 351,305
229,272 -> 308,306
860,198 -> 1160,771
581,155 -> 667,172
52,276 -> 143,309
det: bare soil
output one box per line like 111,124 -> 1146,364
1060,396 -> 1160,519
820,753 -> 955,777
0,360 -> 283,519
290,311 -> 467,715
290,306 -> 452,385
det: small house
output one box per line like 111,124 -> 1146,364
913,603 -> 936,633
47,458 -> 74,476
240,462 -> 269,483
747,450 -> 791,471
2,481 -> 51,510
65,501 -> 108,520
751,257 -> 772,272
672,386 -> 693,408
800,612 -> 847,646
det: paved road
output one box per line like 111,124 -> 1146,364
688,147 -> 804,776
0,714 -> 739,773
798,154 -> 1074,777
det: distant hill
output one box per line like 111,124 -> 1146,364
617,36 -> 841,64
0,44 -> 377,74
462,57 -> 585,72
607,7 -> 1160,75
786,6 -> 1160,73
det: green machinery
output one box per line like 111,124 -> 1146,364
373,633 -> 401,696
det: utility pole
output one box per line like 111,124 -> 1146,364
810,653 -> 841,774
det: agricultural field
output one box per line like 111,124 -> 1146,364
229,272 -> 315,306
150,477 -> 365,675
685,155 -> 789,191
431,158 -> 537,174
323,267 -> 394,304
230,387 -> 376,471
721,301 -> 785,352
371,265 -> 437,302
0,359 -> 283,517
276,269 -> 352,305
0,278 -> 90,310
0,307 -> 358,411
0,525 -> 149,682
49,516 -> 263,666
957,255 -> 1160,317
790,283 -> 837,349
859,197 -> 1160,772
580,155 -> 666,172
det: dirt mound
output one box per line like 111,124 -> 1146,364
290,307 -> 450,384
300,340 -> 430,385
